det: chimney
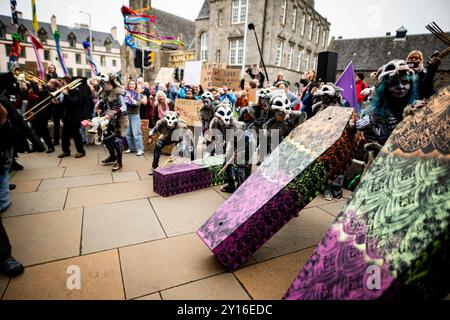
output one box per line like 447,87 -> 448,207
394,26 -> 407,41
111,26 -> 118,41
386,32 -> 391,37
338,36 -> 343,40
51,15 -> 57,34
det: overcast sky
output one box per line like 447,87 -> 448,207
0,0 -> 448,43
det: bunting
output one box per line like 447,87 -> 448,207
53,30 -> 68,76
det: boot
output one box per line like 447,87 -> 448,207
102,155 -> 117,164
0,256 -> 24,278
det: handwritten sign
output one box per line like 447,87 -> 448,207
201,63 -> 226,89
211,68 -> 241,89
174,99 -> 202,126
248,88 -> 257,104
154,67 -> 175,85
184,61 -> 202,85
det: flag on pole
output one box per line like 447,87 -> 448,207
83,41 -> 99,76
31,0 -> 39,33
10,0 -> 19,28
336,61 -> 358,112
53,31 -> 68,76
30,33 -> 44,80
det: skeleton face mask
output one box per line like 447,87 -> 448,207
318,84 -> 336,97
164,111 -> 179,129
257,88 -> 272,103
270,95 -> 292,114
202,92 -> 214,102
215,104 -> 233,126
378,60 -> 412,82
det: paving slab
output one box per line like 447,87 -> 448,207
10,180 -> 41,194
234,247 -> 315,300
3,250 -> 124,300
5,189 -> 68,217
150,189 -> 225,237
161,273 -> 251,300
10,168 -> 65,182
318,200 -> 349,217
3,208 -> 83,266
112,171 -> 141,183
38,174 -> 113,191
119,233 -> 224,299
82,199 -> 166,254
65,180 -> 157,209
253,207 -> 334,262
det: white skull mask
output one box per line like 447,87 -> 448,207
318,84 -> 337,97
378,60 -> 412,82
215,104 -> 233,126
257,89 -> 272,103
202,92 -> 214,102
270,95 -> 292,114
164,111 -> 179,129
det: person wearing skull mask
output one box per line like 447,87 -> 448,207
95,73 -> 128,172
207,103 -> 254,193
148,111 -> 194,175
262,94 -> 307,158
357,59 -> 417,168
311,83 -> 344,117
199,92 -> 218,135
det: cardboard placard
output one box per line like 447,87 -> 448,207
154,67 -> 175,85
201,63 -> 226,89
174,99 -> 202,126
211,68 -> 241,89
248,88 -> 257,104
184,61 -> 203,86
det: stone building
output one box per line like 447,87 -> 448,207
0,14 -> 121,77
195,0 -> 330,87
121,0 -> 195,83
328,27 -> 450,90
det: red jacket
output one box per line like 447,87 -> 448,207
356,80 -> 367,104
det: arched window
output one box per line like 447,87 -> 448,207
104,39 -> 112,53
18,25 -> 27,42
68,33 -> 77,48
200,32 -> 208,62
38,28 -> 47,44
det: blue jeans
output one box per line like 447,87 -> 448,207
126,114 -> 144,153
0,147 -> 13,211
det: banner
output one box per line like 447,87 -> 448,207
30,33 -> 44,80
211,68 -> 241,89
174,99 -> 202,126
201,63 -> 226,89
154,67 -> 175,84
31,0 -> 39,33
336,61 -> 358,110
184,61 -> 202,86
83,41 -> 99,76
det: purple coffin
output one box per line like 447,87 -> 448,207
197,107 -> 358,271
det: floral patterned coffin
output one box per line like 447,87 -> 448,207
284,90 -> 450,300
197,107 -> 358,271
153,156 -> 226,197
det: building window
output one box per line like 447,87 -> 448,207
6,45 -> 26,58
100,56 -> 106,66
77,68 -> 83,77
280,0 -> 287,25
44,50 -> 50,61
231,0 -> 247,24
38,28 -> 47,44
67,68 -> 73,76
291,8 -> 297,32
229,38 -> 244,65
76,53 -> 81,64
112,59 -> 117,67
218,10 -> 223,27
287,45 -> 294,69
308,20 -> 313,41
0,25 -> 5,39
316,26 -> 321,44
275,40 -> 283,67
305,52 -> 311,70
18,25 -> 27,42
200,32 -> 208,61
313,55 -> 318,71
322,30 -> 327,48
296,51 -> 303,72
85,69 -> 91,78
301,14 -> 306,36
68,34 -> 77,48
215,50 -> 221,63
104,39 -> 112,53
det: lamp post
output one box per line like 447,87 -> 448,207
79,10 -> 93,52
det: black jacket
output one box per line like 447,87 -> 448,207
61,89 -> 83,124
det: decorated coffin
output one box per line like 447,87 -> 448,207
197,107 -> 357,271
153,156 -> 226,197
284,90 -> 450,300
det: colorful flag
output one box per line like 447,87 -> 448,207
53,30 -> 68,76
31,0 -> 39,33
336,61 -> 358,110
30,33 -> 44,80
83,41 -> 98,76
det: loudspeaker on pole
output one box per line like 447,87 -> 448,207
316,51 -> 339,83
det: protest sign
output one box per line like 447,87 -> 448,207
201,63 -> 226,88
184,61 -> 203,85
174,99 -> 202,126
211,68 -> 241,89
155,67 -> 175,84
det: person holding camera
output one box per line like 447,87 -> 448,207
406,50 -> 442,100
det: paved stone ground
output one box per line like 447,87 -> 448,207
0,144 -> 353,300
